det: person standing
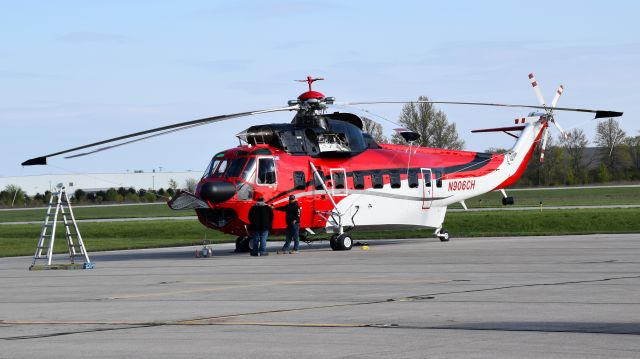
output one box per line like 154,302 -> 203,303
277,195 -> 301,254
248,196 -> 273,256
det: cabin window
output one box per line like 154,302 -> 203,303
293,171 -> 306,190
257,158 -> 276,185
314,170 -> 325,190
422,169 -> 432,187
408,169 -> 419,188
372,172 -> 383,189
435,170 -> 443,188
390,171 -> 401,189
332,171 -> 345,189
353,172 -> 365,189
226,158 -> 247,178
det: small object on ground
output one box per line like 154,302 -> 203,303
361,245 -> 370,251
354,241 -> 369,247
195,240 -> 213,258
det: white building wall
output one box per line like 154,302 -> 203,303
0,171 -> 202,195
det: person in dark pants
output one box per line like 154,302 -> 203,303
277,195 -> 301,254
248,196 -> 273,256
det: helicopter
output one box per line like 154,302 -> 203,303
22,74 -> 622,252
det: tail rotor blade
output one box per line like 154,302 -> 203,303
551,119 -> 568,140
551,85 -> 564,108
528,73 -> 547,107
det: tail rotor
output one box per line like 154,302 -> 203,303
528,73 -> 567,163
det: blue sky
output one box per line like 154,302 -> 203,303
1,0 -> 638,177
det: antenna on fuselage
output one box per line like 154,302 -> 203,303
394,128 -> 421,175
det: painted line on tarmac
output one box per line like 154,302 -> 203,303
101,278 -> 453,300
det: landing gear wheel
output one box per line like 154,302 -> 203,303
329,236 -> 339,251
235,236 -> 251,252
337,234 -> 353,250
437,228 -> 450,242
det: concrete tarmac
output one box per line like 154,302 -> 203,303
1,234 -> 639,358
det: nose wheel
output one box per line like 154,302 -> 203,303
436,228 -> 450,242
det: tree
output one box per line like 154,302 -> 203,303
624,131 -> 640,177
168,179 -> 178,191
361,117 -> 387,143
485,147 -> 509,154
1,185 -> 25,206
595,118 -> 627,174
184,178 -> 197,192
74,189 -> 86,202
561,128 -> 590,183
105,188 -> 118,202
391,96 -> 464,149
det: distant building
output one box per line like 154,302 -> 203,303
0,171 -> 202,195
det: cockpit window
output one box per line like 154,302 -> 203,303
257,158 -> 276,185
241,158 -> 256,181
226,158 -> 248,178
203,159 -> 221,178
212,159 -> 229,178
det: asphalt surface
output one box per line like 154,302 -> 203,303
1,234 -> 639,358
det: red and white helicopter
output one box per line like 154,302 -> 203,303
23,74 -> 622,252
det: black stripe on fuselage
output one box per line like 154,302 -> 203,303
265,152 -> 493,204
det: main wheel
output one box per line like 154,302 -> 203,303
329,236 -> 339,251
438,229 -> 450,242
337,234 -> 353,251
235,236 -> 250,252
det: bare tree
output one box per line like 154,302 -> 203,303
361,117 -> 387,143
391,96 -> 464,149
595,118 -> 627,173
184,178 -> 198,193
168,179 -> 178,191
561,128 -> 590,183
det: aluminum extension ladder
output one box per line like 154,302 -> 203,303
30,184 -> 93,270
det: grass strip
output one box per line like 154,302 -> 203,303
1,207 -> 639,258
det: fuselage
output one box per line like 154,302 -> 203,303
192,117 -> 545,237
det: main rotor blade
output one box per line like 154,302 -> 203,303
339,101 -> 623,119
21,105 -> 298,166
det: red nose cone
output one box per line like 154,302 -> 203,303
298,91 -> 325,101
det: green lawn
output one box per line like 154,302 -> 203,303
0,203 -> 193,223
2,207 -> 639,257
449,186 -> 640,209
2,186 -> 639,223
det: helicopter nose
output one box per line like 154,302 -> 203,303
199,182 -> 236,204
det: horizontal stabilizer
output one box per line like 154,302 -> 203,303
471,125 -> 525,133
595,111 -> 624,119
168,191 -> 209,210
